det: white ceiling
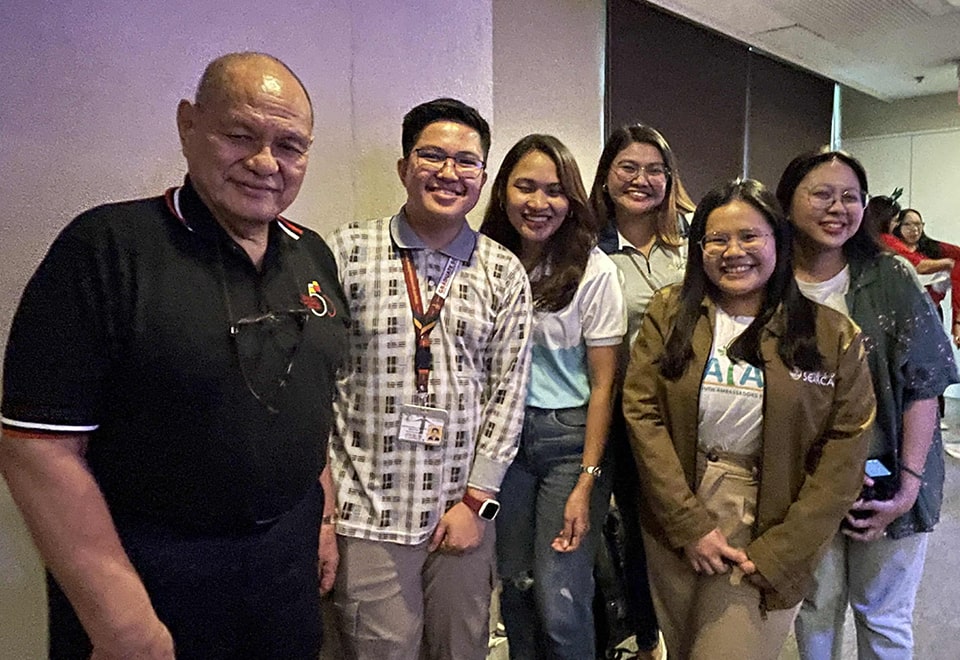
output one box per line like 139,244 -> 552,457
646,0 -> 960,101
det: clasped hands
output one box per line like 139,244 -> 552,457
684,528 -> 772,590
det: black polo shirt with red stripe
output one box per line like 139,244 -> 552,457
2,178 -> 349,532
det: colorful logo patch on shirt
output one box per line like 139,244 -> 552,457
301,281 -> 338,318
703,355 -> 765,389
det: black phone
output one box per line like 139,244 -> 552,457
846,456 -> 898,523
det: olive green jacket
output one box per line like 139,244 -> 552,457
623,285 -> 875,610
846,254 -> 958,538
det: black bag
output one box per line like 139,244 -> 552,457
593,503 -> 634,658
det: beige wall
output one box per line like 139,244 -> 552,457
842,87 -> 960,140
0,1 -> 604,656
840,86 -> 960,395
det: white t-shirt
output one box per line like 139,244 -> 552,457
527,247 -> 627,409
698,308 -> 764,456
796,265 -> 851,316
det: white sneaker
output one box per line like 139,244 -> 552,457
945,443 -> 960,460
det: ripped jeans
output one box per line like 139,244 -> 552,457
495,406 -> 612,659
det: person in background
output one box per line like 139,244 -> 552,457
0,52 -> 347,659
892,208 -> 960,347
870,198 -> 959,432
865,194 -> 902,236
587,123 -> 695,659
779,148 -> 958,660
479,134 -> 625,659
326,98 -> 532,660
869,197 -> 955,324
622,178 -> 874,660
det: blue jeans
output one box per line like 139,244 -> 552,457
795,531 -> 929,660
496,406 -> 612,660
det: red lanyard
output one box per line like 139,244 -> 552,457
399,250 -> 461,397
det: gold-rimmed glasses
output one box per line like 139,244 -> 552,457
699,231 -> 773,258
612,161 -> 670,183
802,186 -> 865,210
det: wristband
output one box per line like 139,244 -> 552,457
321,515 -> 337,525
899,462 -> 923,481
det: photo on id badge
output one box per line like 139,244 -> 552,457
399,403 -> 449,446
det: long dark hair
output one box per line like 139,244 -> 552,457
894,208 -> 942,258
659,179 -> 822,380
776,147 -> 880,263
864,195 -> 901,236
589,124 -> 695,247
480,134 -> 596,312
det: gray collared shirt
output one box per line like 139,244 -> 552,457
607,231 -> 687,349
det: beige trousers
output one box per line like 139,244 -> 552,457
644,454 -> 800,660
331,528 -> 495,660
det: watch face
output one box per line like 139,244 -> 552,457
478,499 -> 501,521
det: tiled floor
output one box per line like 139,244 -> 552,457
488,400 -> 960,660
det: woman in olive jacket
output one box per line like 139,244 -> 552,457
782,149 -> 958,659
621,179 -> 875,660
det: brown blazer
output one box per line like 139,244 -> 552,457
622,285 -> 875,609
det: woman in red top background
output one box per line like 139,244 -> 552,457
893,208 -> 960,347
866,197 -> 960,347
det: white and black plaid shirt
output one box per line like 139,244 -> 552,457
327,212 -> 532,545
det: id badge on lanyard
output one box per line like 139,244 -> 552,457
398,250 -> 460,446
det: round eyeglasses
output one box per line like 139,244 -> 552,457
802,186 -> 865,210
612,162 -> 670,183
699,231 -> 773,258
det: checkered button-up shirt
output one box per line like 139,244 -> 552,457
327,212 -> 532,545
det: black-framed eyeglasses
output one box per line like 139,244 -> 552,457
413,147 -> 485,179
230,308 -> 311,414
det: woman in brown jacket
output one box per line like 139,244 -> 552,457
621,179 -> 875,660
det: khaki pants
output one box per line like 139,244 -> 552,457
644,454 -> 799,660
331,529 -> 495,660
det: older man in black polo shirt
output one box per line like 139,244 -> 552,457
0,52 -> 347,659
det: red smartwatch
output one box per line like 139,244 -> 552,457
462,492 -> 501,521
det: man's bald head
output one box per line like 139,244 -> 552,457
195,52 -> 314,128
176,52 -> 314,236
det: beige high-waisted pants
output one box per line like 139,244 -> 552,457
643,452 -> 800,660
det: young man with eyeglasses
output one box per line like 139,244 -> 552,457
0,53 -> 348,659
325,98 -> 532,659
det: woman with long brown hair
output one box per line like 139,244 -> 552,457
587,124 -> 695,658
481,134 -> 625,659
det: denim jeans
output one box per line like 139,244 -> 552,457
496,406 -> 612,660
795,531 -> 929,660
